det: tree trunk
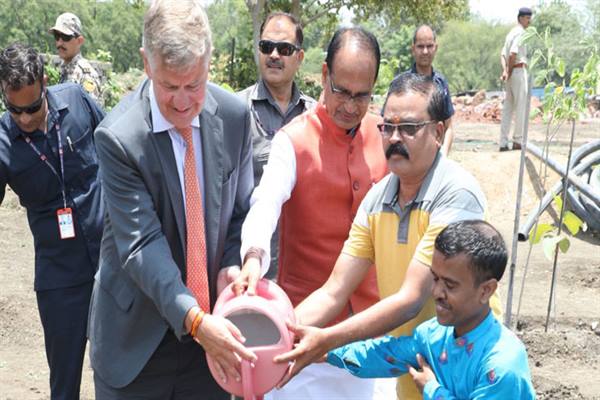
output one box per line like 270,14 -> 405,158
291,0 -> 301,19
246,0 -> 266,68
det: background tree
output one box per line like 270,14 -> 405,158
529,0 -> 587,86
244,0 -> 468,65
0,0 -> 146,73
435,19 -> 509,93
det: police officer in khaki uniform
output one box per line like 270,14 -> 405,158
49,12 -> 102,102
499,7 -> 532,151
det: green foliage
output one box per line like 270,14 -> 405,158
542,234 -> 570,261
101,72 -> 124,110
93,49 -> 113,63
524,23 -> 597,263
529,196 -> 586,261
45,63 -> 60,86
347,0 -> 469,26
525,26 -> 599,124
207,0 -> 256,91
526,1 -> 589,86
435,20 -> 509,92
0,0 -> 146,73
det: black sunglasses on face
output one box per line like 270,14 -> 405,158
377,121 -> 436,137
3,87 -> 45,115
53,32 -> 78,42
258,40 -> 300,56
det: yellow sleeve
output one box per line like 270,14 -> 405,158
342,218 -> 375,262
413,223 -> 446,267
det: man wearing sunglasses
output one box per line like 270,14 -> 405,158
49,12 -> 102,102
237,12 -> 316,279
399,25 -> 455,157
0,43 -> 105,399
270,73 -> 502,400
236,27 -> 388,399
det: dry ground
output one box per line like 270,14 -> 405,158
0,119 -> 599,399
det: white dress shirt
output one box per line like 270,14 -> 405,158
240,131 -> 297,276
149,83 -> 205,210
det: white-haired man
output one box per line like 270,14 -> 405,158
88,1 -> 256,398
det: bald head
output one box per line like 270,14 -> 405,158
413,25 -> 436,44
325,27 -> 380,82
411,24 -> 438,74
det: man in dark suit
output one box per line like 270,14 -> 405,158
88,0 -> 257,398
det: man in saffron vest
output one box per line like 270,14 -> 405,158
273,73 -> 502,400
236,27 -> 388,399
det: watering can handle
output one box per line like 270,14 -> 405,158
241,359 -> 255,400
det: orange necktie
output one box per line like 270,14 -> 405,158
180,126 -> 210,312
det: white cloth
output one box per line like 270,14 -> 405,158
500,68 -> 528,147
264,363 -> 376,400
149,82 -> 204,208
373,377 -> 398,400
501,25 -> 527,65
240,131 -> 296,277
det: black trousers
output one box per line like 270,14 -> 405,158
95,330 -> 230,400
36,281 -> 93,400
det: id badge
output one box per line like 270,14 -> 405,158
57,208 -> 76,239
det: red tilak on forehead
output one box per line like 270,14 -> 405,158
388,115 -> 401,124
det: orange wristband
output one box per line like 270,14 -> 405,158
190,310 -> 205,338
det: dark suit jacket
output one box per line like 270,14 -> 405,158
88,79 -> 253,388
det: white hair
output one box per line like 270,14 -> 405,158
143,0 -> 212,69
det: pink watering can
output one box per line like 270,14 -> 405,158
207,279 -> 296,400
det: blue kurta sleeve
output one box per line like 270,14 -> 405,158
327,335 -> 420,378
423,360 -> 535,399
466,365 -> 536,400
423,380 -> 454,400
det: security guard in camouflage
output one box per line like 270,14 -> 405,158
49,13 -> 102,102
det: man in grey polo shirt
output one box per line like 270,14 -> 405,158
238,11 -> 316,278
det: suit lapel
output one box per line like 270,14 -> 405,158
153,132 -> 186,254
140,81 -> 187,257
199,89 -> 223,279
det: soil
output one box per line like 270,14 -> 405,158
1,119 -> 599,399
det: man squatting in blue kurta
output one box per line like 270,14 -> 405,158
327,220 -> 536,400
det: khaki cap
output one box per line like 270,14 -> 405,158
49,12 -> 82,36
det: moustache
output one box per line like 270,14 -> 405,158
385,143 -> 410,160
266,59 -> 284,69
57,45 -> 67,51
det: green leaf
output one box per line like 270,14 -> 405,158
542,235 -> 570,261
530,50 -> 543,70
553,195 -> 564,212
529,223 -> 555,244
558,236 -> 570,253
562,211 -> 584,235
556,58 -> 566,78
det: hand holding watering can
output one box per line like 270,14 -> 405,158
207,276 -> 297,400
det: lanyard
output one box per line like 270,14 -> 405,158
22,110 -> 68,209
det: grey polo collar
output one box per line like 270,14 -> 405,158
382,151 -> 443,243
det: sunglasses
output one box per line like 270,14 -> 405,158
3,87 -> 45,115
258,40 -> 300,57
53,32 -> 78,42
377,121 -> 436,137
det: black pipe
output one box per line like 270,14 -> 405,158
518,151 -> 600,240
525,142 -> 600,206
